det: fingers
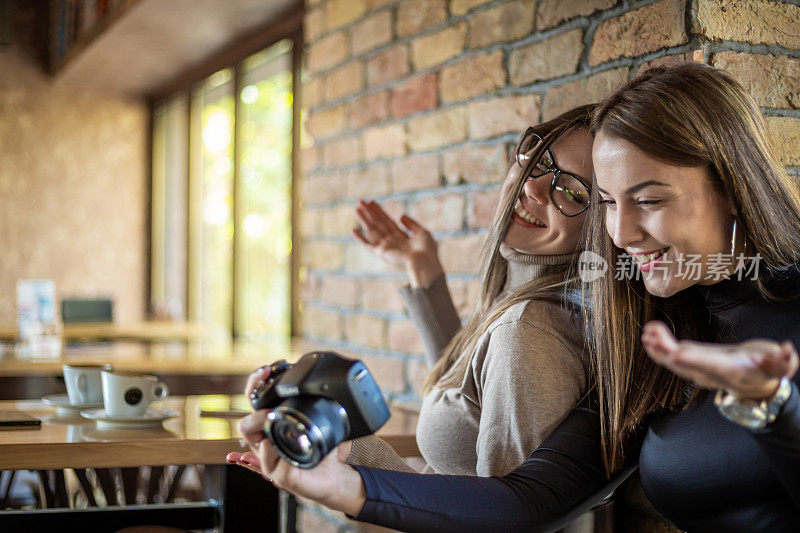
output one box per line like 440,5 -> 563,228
784,341 -> 800,378
239,410 -> 269,448
245,365 -> 272,398
400,214 -> 427,235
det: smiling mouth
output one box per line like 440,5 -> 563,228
631,247 -> 670,269
513,201 -> 547,227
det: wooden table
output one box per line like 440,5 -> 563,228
0,321 -> 206,343
0,395 -> 419,531
0,339 -> 319,399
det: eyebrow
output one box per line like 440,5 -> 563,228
596,180 -> 672,196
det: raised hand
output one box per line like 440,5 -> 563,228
353,199 -> 443,288
642,320 -> 799,400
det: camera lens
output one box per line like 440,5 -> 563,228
265,396 -> 349,468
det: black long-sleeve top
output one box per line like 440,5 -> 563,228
352,266 -> 800,532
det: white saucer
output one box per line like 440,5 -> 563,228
42,394 -> 103,415
80,408 -> 178,429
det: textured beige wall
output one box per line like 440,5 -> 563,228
0,36 -> 149,325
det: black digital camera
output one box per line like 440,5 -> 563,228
249,351 -> 390,468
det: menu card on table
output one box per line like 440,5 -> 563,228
16,279 -> 62,359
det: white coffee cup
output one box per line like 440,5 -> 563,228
63,364 -> 110,405
101,370 -> 169,418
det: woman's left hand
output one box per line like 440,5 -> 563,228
230,409 -> 367,516
642,320 -> 799,400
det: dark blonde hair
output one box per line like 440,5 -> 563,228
424,104 -> 596,392
588,62 -> 800,475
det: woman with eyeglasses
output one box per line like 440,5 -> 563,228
230,105 -> 601,519
232,63 -> 800,532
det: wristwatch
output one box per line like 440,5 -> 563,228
714,377 -> 793,429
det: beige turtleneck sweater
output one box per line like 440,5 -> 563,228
347,244 -> 588,477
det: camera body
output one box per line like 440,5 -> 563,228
250,351 -> 390,468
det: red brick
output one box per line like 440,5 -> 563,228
302,76 -> 324,109
300,207 -> 322,236
320,275 -> 361,307
366,44 -> 410,87
388,320 -> 425,355
352,10 -> 393,56
346,242 -> 402,273
468,94 -> 541,140
509,29 -> 584,86
360,354 -> 405,392
411,22 -> 467,71
408,358 -> 429,394
450,0 -> 492,16
302,241 -> 345,270
322,135 -> 361,168
694,0 -> 800,49
390,73 -> 438,118
440,50 -> 505,104
319,204 -> 358,237
407,107 -> 467,152
407,193 -> 466,232
298,272 -> 321,302
345,314 -> 387,350
304,7 -> 326,43
590,0 -> 687,66
350,90 -> 390,129
306,104 -> 348,140
467,186 -> 501,229
468,0 -> 534,49
712,51 -> 800,110
307,31 -> 349,74
636,49 -> 705,75
301,305 -> 344,340
347,162 -> 391,199
439,233 -> 486,274
363,124 -> 408,161
542,67 -> 628,121
362,278 -> 407,313
324,61 -> 364,102
303,171 -> 348,204
536,0 -> 616,30
445,278 -> 470,316
443,143 -> 508,185
396,0 -> 447,38
463,278 -> 481,316
766,116 -> 800,166
326,0 -> 368,30
301,145 -> 321,174
366,0 -> 396,8
390,153 -> 441,192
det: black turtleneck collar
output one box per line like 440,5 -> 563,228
695,264 -> 800,344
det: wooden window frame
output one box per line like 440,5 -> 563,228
148,3 -> 303,339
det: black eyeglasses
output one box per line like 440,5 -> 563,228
514,128 -> 591,217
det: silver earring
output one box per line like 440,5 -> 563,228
730,218 -> 737,256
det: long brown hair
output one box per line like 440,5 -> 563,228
423,104 -> 597,392
588,62 -> 800,475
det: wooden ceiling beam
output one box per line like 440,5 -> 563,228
147,1 -> 303,104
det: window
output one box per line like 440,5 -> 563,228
151,38 -> 296,346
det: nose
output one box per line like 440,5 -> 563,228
607,204 -> 645,249
521,175 -> 550,206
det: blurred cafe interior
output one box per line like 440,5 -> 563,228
1,0 -> 800,531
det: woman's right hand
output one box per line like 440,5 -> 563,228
353,199 -> 444,287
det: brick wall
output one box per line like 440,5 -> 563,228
296,1 -> 800,528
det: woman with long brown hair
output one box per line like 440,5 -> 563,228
234,63 -> 800,532
232,104 -> 597,482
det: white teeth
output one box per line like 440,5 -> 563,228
632,248 -> 669,264
514,201 -> 546,227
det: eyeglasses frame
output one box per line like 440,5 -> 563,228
514,128 -> 592,218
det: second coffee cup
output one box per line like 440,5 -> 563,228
101,370 -> 169,418
63,364 -> 111,405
